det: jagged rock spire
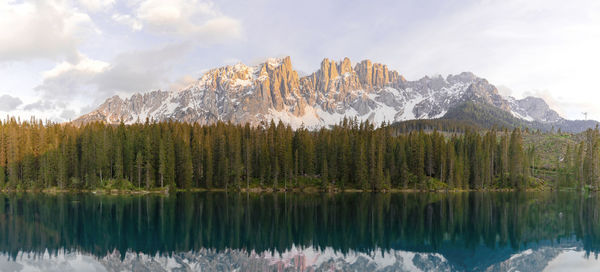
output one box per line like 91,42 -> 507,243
74,56 -> 565,130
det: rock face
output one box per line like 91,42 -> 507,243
508,96 -> 562,123
74,56 -> 567,129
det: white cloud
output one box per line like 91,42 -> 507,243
59,109 -> 77,120
42,54 -> 110,81
18,100 -> 71,122
112,13 -> 143,31
137,0 -> 217,30
36,54 -> 110,102
34,43 -> 192,118
496,86 -> 513,98
114,0 -> 242,43
23,100 -> 65,112
3,0 -> 600,123
193,17 -> 242,43
0,95 -> 23,112
78,0 -> 115,12
92,42 -> 193,95
168,75 -> 197,91
0,0 -> 98,62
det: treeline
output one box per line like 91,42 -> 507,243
559,127 -> 600,190
0,117 -> 535,191
391,119 -> 479,134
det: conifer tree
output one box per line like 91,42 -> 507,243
321,155 -> 328,189
0,117 -> 545,192
158,139 -> 166,188
509,128 -> 524,189
135,152 -> 143,188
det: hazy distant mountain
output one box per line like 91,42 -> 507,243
74,56 -> 596,132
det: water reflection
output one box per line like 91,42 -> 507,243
0,192 -> 599,271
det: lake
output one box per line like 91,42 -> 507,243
0,192 -> 599,271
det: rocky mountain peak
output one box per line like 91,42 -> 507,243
508,96 -> 562,123
339,57 -> 353,74
197,63 -> 254,91
462,78 -> 511,111
354,59 -> 400,89
257,56 -> 301,111
300,57 -> 403,96
74,56 -> 583,131
315,58 -> 340,91
446,72 -> 477,84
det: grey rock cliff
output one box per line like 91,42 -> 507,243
74,56 -> 567,129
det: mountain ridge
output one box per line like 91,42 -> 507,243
73,56 -> 595,132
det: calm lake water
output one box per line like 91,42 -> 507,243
0,192 -> 600,271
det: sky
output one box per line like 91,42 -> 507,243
1,0 -> 599,122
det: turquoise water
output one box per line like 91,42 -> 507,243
0,192 -> 600,271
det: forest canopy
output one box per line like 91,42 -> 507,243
0,117 -> 567,191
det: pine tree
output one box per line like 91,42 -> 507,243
355,138 -> 368,190
321,156 -> 328,189
143,135 -> 154,188
293,149 -> 298,188
136,151 -> 143,188
0,117 -> 568,192
158,139 -> 166,188
509,128 -> 524,189
446,142 -> 455,189
576,142 -> 585,191
204,134 -> 214,189
245,128 -> 252,190
114,135 -> 124,181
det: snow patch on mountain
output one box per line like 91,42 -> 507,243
74,56 -> 569,129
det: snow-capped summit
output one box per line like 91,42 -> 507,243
74,56 -> 569,130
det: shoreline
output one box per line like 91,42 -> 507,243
0,186 -> 559,194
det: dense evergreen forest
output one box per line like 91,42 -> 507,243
0,117 -> 596,191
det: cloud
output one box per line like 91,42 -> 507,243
42,54 -> 110,80
114,0 -> 242,43
59,109 -> 77,120
0,0 -> 98,62
0,95 -> 23,112
78,0 -> 115,12
112,13 -> 143,31
168,75 -> 197,91
34,43 -> 193,115
35,54 -> 110,101
16,100 -> 72,122
92,42 -> 193,95
496,85 -> 513,98
23,100 -> 65,111
5,0 -> 600,123
193,17 -> 242,43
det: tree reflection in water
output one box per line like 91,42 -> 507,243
0,192 -> 598,271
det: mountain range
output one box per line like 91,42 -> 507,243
74,56 -> 596,132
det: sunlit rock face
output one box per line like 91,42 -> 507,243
73,57 -> 562,129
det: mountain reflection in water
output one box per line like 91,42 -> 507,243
1,192 -> 600,271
